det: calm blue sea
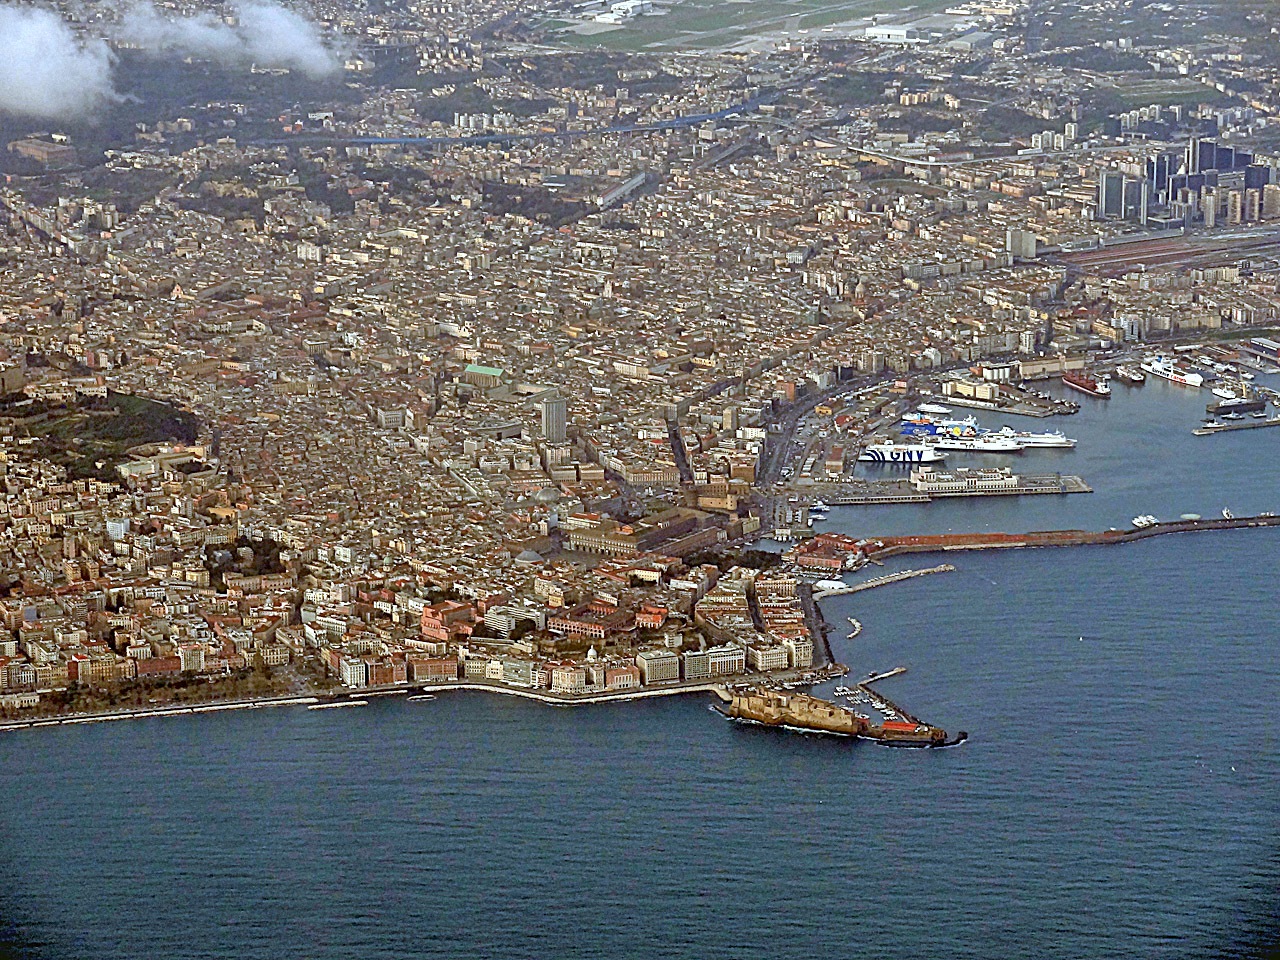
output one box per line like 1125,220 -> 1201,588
2,375 -> 1278,959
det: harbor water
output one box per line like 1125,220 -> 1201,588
2,376 -> 1279,959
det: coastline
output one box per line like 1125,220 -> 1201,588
0,695 -> 322,732
0,678 -> 778,732
7,517 -> 1275,734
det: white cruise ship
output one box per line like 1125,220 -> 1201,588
989,426 -> 1077,448
928,435 -> 1025,453
858,441 -> 947,464
1141,356 -> 1204,388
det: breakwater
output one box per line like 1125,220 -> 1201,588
861,512 -> 1280,560
813,564 -> 956,599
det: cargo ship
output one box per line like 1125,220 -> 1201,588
858,441 -> 947,464
1141,356 -> 1204,388
716,686 -> 964,747
1062,370 -> 1111,397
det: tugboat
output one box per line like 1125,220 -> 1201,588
1062,370 -> 1111,398
1115,363 -> 1146,384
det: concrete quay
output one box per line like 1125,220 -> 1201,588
1193,416 -> 1280,436
829,474 -> 1091,505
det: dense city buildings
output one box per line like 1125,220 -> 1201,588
2,0 -> 1280,717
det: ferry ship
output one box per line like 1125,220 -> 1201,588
916,403 -> 952,415
1062,370 -> 1111,397
858,441 -> 947,464
988,426 -> 1077,448
1141,356 -> 1204,388
928,435 -> 1025,453
901,414 -> 981,437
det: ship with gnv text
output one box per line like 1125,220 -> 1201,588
858,441 -> 946,464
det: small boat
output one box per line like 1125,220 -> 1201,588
1222,508 -> 1234,520
407,694 -> 437,702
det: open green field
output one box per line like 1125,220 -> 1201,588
542,0 -> 958,51
1104,77 -> 1225,108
